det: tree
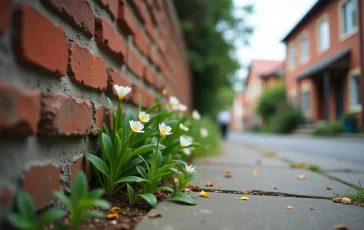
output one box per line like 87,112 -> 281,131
173,0 -> 254,117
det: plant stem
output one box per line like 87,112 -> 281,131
151,137 -> 161,178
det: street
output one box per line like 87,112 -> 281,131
230,132 -> 364,166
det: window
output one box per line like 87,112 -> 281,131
318,19 -> 330,52
350,74 -> 360,108
289,46 -> 296,69
300,34 -> 309,62
342,0 -> 357,35
291,96 -> 297,106
301,91 -> 310,115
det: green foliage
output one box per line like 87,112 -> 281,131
7,190 -> 65,230
314,121 -> 344,136
264,106 -> 298,134
308,164 -> 322,173
54,172 -> 110,230
256,81 -> 286,122
174,0 -> 254,115
335,183 -> 364,203
341,112 -> 357,122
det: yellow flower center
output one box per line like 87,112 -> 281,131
132,126 -> 139,131
161,128 -> 167,134
140,116 -> 146,121
118,95 -> 124,101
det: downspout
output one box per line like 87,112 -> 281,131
358,0 -> 364,126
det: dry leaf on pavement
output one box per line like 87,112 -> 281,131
205,182 -> 214,187
341,197 -> 352,204
110,207 -> 121,211
224,174 -> 232,178
290,163 -> 306,169
148,213 -> 162,219
287,206 -> 293,209
199,190 -> 210,198
256,159 -> 262,165
334,224 -> 351,230
225,169 -> 231,173
240,196 -> 249,200
107,213 -> 119,219
241,190 -> 249,194
326,187 -> 332,190
192,185 -> 200,191
252,171 -> 260,176
332,197 -> 342,203
234,197 -> 238,200
296,174 -> 306,180
215,185 -> 221,188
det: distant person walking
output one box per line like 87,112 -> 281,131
217,109 -> 231,140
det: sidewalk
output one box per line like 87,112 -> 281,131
135,139 -> 364,230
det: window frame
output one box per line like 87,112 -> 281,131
288,43 -> 296,71
348,68 -> 362,112
316,13 -> 330,54
301,87 -> 311,117
299,31 -> 310,64
338,0 -> 358,41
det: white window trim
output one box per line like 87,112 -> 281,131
348,68 -> 362,112
338,0 -> 358,42
299,31 -> 310,65
316,13 -> 330,55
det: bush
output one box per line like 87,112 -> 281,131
265,106 -> 298,134
314,121 -> 344,136
256,81 -> 286,122
341,112 -> 357,122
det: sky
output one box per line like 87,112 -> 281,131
233,0 -> 318,88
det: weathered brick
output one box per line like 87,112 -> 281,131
107,68 -> 132,101
39,94 -> 92,135
84,157 -> 93,182
106,108 -> 114,130
22,164 -> 60,209
155,77 -> 164,91
0,82 -> 40,135
97,0 -> 119,20
42,0 -> 94,37
93,105 -> 105,135
128,0 -> 150,24
14,4 -> 68,76
127,48 -> 144,78
144,66 -> 155,86
95,17 -> 127,63
134,29 -> 149,56
0,0 -> 12,34
149,46 -> 160,69
145,21 -> 157,43
131,85 -> 142,105
0,186 -> 13,208
68,42 -> 108,91
70,157 -> 83,185
117,1 -> 136,34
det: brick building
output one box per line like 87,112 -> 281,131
245,60 -> 285,130
0,0 -> 191,223
282,0 -> 364,127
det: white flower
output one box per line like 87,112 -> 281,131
180,136 -> 192,148
178,104 -> 188,112
192,110 -> 201,120
185,165 -> 195,174
159,123 -> 172,136
169,96 -> 179,108
200,128 -> 209,137
179,123 -> 189,131
114,85 -> 131,101
183,148 -> 191,156
138,111 -> 150,122
129,120 -> 144,133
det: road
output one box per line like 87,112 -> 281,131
230,132 -> 364,165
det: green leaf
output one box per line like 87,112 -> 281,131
87,188 -> 105,199
156,163 -> 177,175
146,102 -> 160,113
16,190 -> 36,223
137,193 -> 157,208
116,103 -> 123,131
181,142 -> 202,149
37,208 -> 65,228
90,199 -> 111,209
156,150 -> 163,169
124,110 -> 136,134
114,176 -> 146,184
171,192 -> 196,205
81,210 -> 106,219
156,186 -> 174,192
127,184 -> 134,205
7,213 -> 32,229
71,172 -> 88,205
103,123 -> 110,136
138,155 -> 151,174
164,120 -> 178,126
116,128 -> 124,139
122,157 -> 143,171
171,175 -> 177,191
106,97 -> 115,117
84,153 -> 110,177
53,191 -> 72,209
185,171 -> 197,180
101,133 -> 114,163
131,144 -> 166,157
136,165 -> 147,179
91,127 -> 103,134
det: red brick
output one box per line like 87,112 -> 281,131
128,0 -> 150,24
149,46 -> 160,69
68,42 -> 108,91
0,186 -> 13,207
39,94 -> 92,135
14,4 -> 68,76
155,77 -> 164,91
22,164 -> 60,209
131,85 -> 142,105
95,17 -> 127,63
0,0 -> 12,34
97,0 -> 119,20
117,1 -> 136,34
93,105 -> 105,135
127,48 -> 144,78
144,66 -> 155,86
70,157 -> 83,186
42,0 -> 94,37
107,68 -> 132,101
134,30 -> 149,56
145,21 -> 157,43
0,82 -> 40,135
106,108 -> 114,129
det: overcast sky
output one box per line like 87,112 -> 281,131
233,0 -> 318,83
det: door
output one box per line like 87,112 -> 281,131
334,78 -> 344,120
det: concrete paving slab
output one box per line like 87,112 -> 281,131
327,172 -> 364,187
278,151 -> 364,172
194,165 -> 355,197
135,193 -> 364,230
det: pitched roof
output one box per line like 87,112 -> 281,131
251,60 -> 285,76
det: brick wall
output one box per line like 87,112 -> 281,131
0,0 -> 191,223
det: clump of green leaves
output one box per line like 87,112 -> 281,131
54,172 -> 110,230
170,166 -> 197,205
8,190 -> 65,230
308,164 -> 322,173
335,182 -> 364,203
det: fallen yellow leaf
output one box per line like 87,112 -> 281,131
287,206 -> 293,209
234,197 -> 238,200
334,224 -> 350,230
215,185 -> 221,188
148,213 -> 162,219
332,197 -> 342,203
341,197 -> 351,204
199,190 -> 210,198
107,213 -> 119,219
252,171 -> 260,176
205,182 -> 214,187
110,207 -> 121,211
225,169 -> 231,173
240,196 -> 249,200
296,174 -> 306,180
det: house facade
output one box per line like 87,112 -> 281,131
283,0 -> 364,127
245,60 -> 285,130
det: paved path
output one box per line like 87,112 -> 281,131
136,134 -> 364,230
